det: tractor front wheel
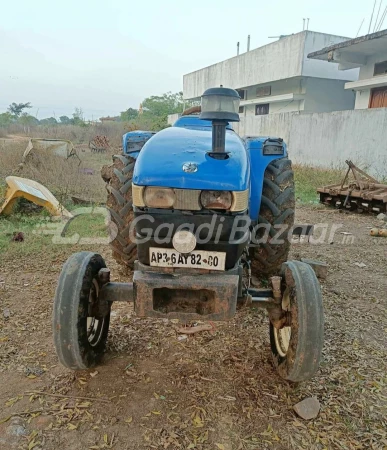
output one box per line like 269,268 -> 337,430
52,252 -> 111,370
270,261 -> 324,382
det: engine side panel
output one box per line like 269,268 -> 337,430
246,137 -> 288,220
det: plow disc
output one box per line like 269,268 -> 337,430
317,160 -> 387,213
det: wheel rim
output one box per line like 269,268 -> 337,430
273,287 -> 291,357
87,279 -> 105,347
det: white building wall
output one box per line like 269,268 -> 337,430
304,78 -> 356,112
183,33 -> 306,99
302,32 -> 359,81
354,50 -> 387,109
241,78 -> 305,115
183,31 -> 359,101
234,108 -> 387,177
167,113 -> 180,125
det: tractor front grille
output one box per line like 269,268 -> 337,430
132,185 -> 249,212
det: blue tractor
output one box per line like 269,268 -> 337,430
53,88 -> 324,382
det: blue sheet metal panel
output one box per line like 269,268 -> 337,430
122,130 -> 155,158
173,115 -> 233,130
133,126 -> 249,191
245,136 -> 288,220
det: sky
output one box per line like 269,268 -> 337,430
0,0 -> 382,120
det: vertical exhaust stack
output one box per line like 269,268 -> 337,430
237,42 -> 240,56
200,87 -> 241,158
247,35 -> 251,52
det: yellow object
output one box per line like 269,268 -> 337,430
0,176 -> 73,218
370,227 -> 387,237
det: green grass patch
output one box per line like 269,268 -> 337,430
294,164 -> 344,204
0,203 -> 109,258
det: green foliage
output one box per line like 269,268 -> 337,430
18,113 -> 39,128
40,117 -> 58,125
59,115 -> 71,124
0,112 -> 13,127
71,107 -> 87,126
142,91 -> 184,118
121,91 -> 199,131
120,107 -> 138,122
7,102 -> 32,118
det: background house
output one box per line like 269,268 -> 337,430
183,31 -> 359,117
308,29 -> 387,109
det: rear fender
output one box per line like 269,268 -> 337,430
245,137 -> 288,220
122,131 -> 156,158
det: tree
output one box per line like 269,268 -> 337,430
71,107 -> 85,126
59,116 -> 71,124
138,91 -> 199,130
7,102 -> 32,118
18,113 -> 39,133
0,112 -> 13,127
40,117 -> 58,125
142,91 -> 184,118
120,107 -> 138,122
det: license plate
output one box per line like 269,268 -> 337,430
149,248 -> 226,271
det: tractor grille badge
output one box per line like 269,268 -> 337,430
182,162 -> 198,173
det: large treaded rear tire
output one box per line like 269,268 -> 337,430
251,157 -> 295,278
101,155 -> 137,268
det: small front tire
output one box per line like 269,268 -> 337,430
270,261 -> 324,382
52,252 -> 111,370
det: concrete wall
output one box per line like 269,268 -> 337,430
304,78 -> 356,113
241,78 -> 305,115
183,32 -> 305,99
183,31 -> 359,100
302,32 -> 359,81
354,50 -> 387,109
167,113 -> 180,125
234,108 -> 387,177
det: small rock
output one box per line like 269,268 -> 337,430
293,397 -> 320,420
32,415 -> 53,429
3,308 -> 10,319
6,417 -> 27,437
377,213 -> 387,221
25,366 -> 45,377
354,262 -> 366,268
177,334 -> 188,341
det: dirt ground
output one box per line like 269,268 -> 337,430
0,206 -> 386,450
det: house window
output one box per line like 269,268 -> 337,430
239,106 -> 244,113
374,61 -> 387,76
256,86 -> 271,97
236,89 -> 245,100
255,104 -> 269,115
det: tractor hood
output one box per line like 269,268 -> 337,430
132,126 -> 249,191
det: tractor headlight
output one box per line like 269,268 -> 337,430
200,190 -> 233,210
143,187 -> 175,208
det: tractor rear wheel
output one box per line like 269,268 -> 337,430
101,155 -> 137,268
251,157 -> 295,278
